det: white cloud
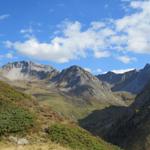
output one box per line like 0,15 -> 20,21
20,27 -> 34,38
116,55 -> 136,64
112,68 -> 135,74
96,68 -> 102,73
0,14 -> 10,20
4,1 -> 150,63
5,21 -> 112,63
94,51 -> 110,58
5,53 -> 14,59
115,1 -> 150,54
0,53 -> 14,59
20,27 -> 33,34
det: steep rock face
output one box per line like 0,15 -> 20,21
121,64 -> 150,94
1,61 -> 59,80
51,65 -> 124,105
97,64 -> 150,94
80,81 -> 150,150
97,70 -> 137,86
108,81 -> 150,150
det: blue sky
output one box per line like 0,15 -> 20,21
0,0 -> 150,74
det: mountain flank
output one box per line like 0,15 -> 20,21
0,61 -> 126,120
0,79 -> 121,150
97,64 -> 150,94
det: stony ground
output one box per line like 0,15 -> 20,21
0,143 -> 70,150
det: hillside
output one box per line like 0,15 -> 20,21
0,80 -> 122,150
80,79 -> 150,150
97,64 -> 150,94
51,65 -> 123,104
0,61 -> 126,120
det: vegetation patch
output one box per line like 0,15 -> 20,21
0,101 -> 34,135
0,81 -> 35,135
47,123 -> 121,150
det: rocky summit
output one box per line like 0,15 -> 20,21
1,61 -> 59,80
97,64 -> 150,94
51,65 -> 124,105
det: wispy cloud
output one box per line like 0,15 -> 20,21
0,14 -> 10,20
116,55 -> 136,64
0,53 -> 14,59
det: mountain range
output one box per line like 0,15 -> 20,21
0,61 -> 126,106
1,60 -> 150,150
80,64 -> 150,150
97,64 -> 150,94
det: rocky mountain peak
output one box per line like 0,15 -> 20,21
2,61 -> 55,72
1,61 -> 59,80
51,65 -> 124,105
52,65 -> 100,86
143,63 -> 150,71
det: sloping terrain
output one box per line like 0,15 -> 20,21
7,79 -> 111,120
46,123 -> 121,150
97,64 -> 150,94
51,65 -> 123,105
80,80 -> 150,150
97,70 -> 137,87
0,61 -> 126,120
0,81 -> 36,135
0,80 -> 122,150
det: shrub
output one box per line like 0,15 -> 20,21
0,102 -> 34,135
0,81 -> 35,135
47,123 -> 121,150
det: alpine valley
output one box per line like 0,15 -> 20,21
1,60 -> 150,150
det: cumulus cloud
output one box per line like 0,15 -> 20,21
116,55 -> 136,64
4,1 -> 150,63
5,21 -> 112,63
115,0 -> 150,54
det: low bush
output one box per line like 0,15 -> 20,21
0,102 -> 34,135
47,123 -> 121,150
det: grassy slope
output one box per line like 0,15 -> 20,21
47,123 -> 121,150
38,93 -> 108,120
0,81 -> 36,135
11,80 -> 109,120
0,80 -> 122,150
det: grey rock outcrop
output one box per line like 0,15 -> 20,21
1,61 -> 59,80
51,65 -> 124,105
97,64 -> 150,94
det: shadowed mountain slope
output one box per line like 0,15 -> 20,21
0,79 -> 122,150
80,80 -> 150,150
97,64 -> 150,94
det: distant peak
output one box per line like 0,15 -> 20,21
143,63 -> 150,70
64,65 -> 86,73
2,60 -> 58,73
107,71 -> 116,75
69,65 -> 83,69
